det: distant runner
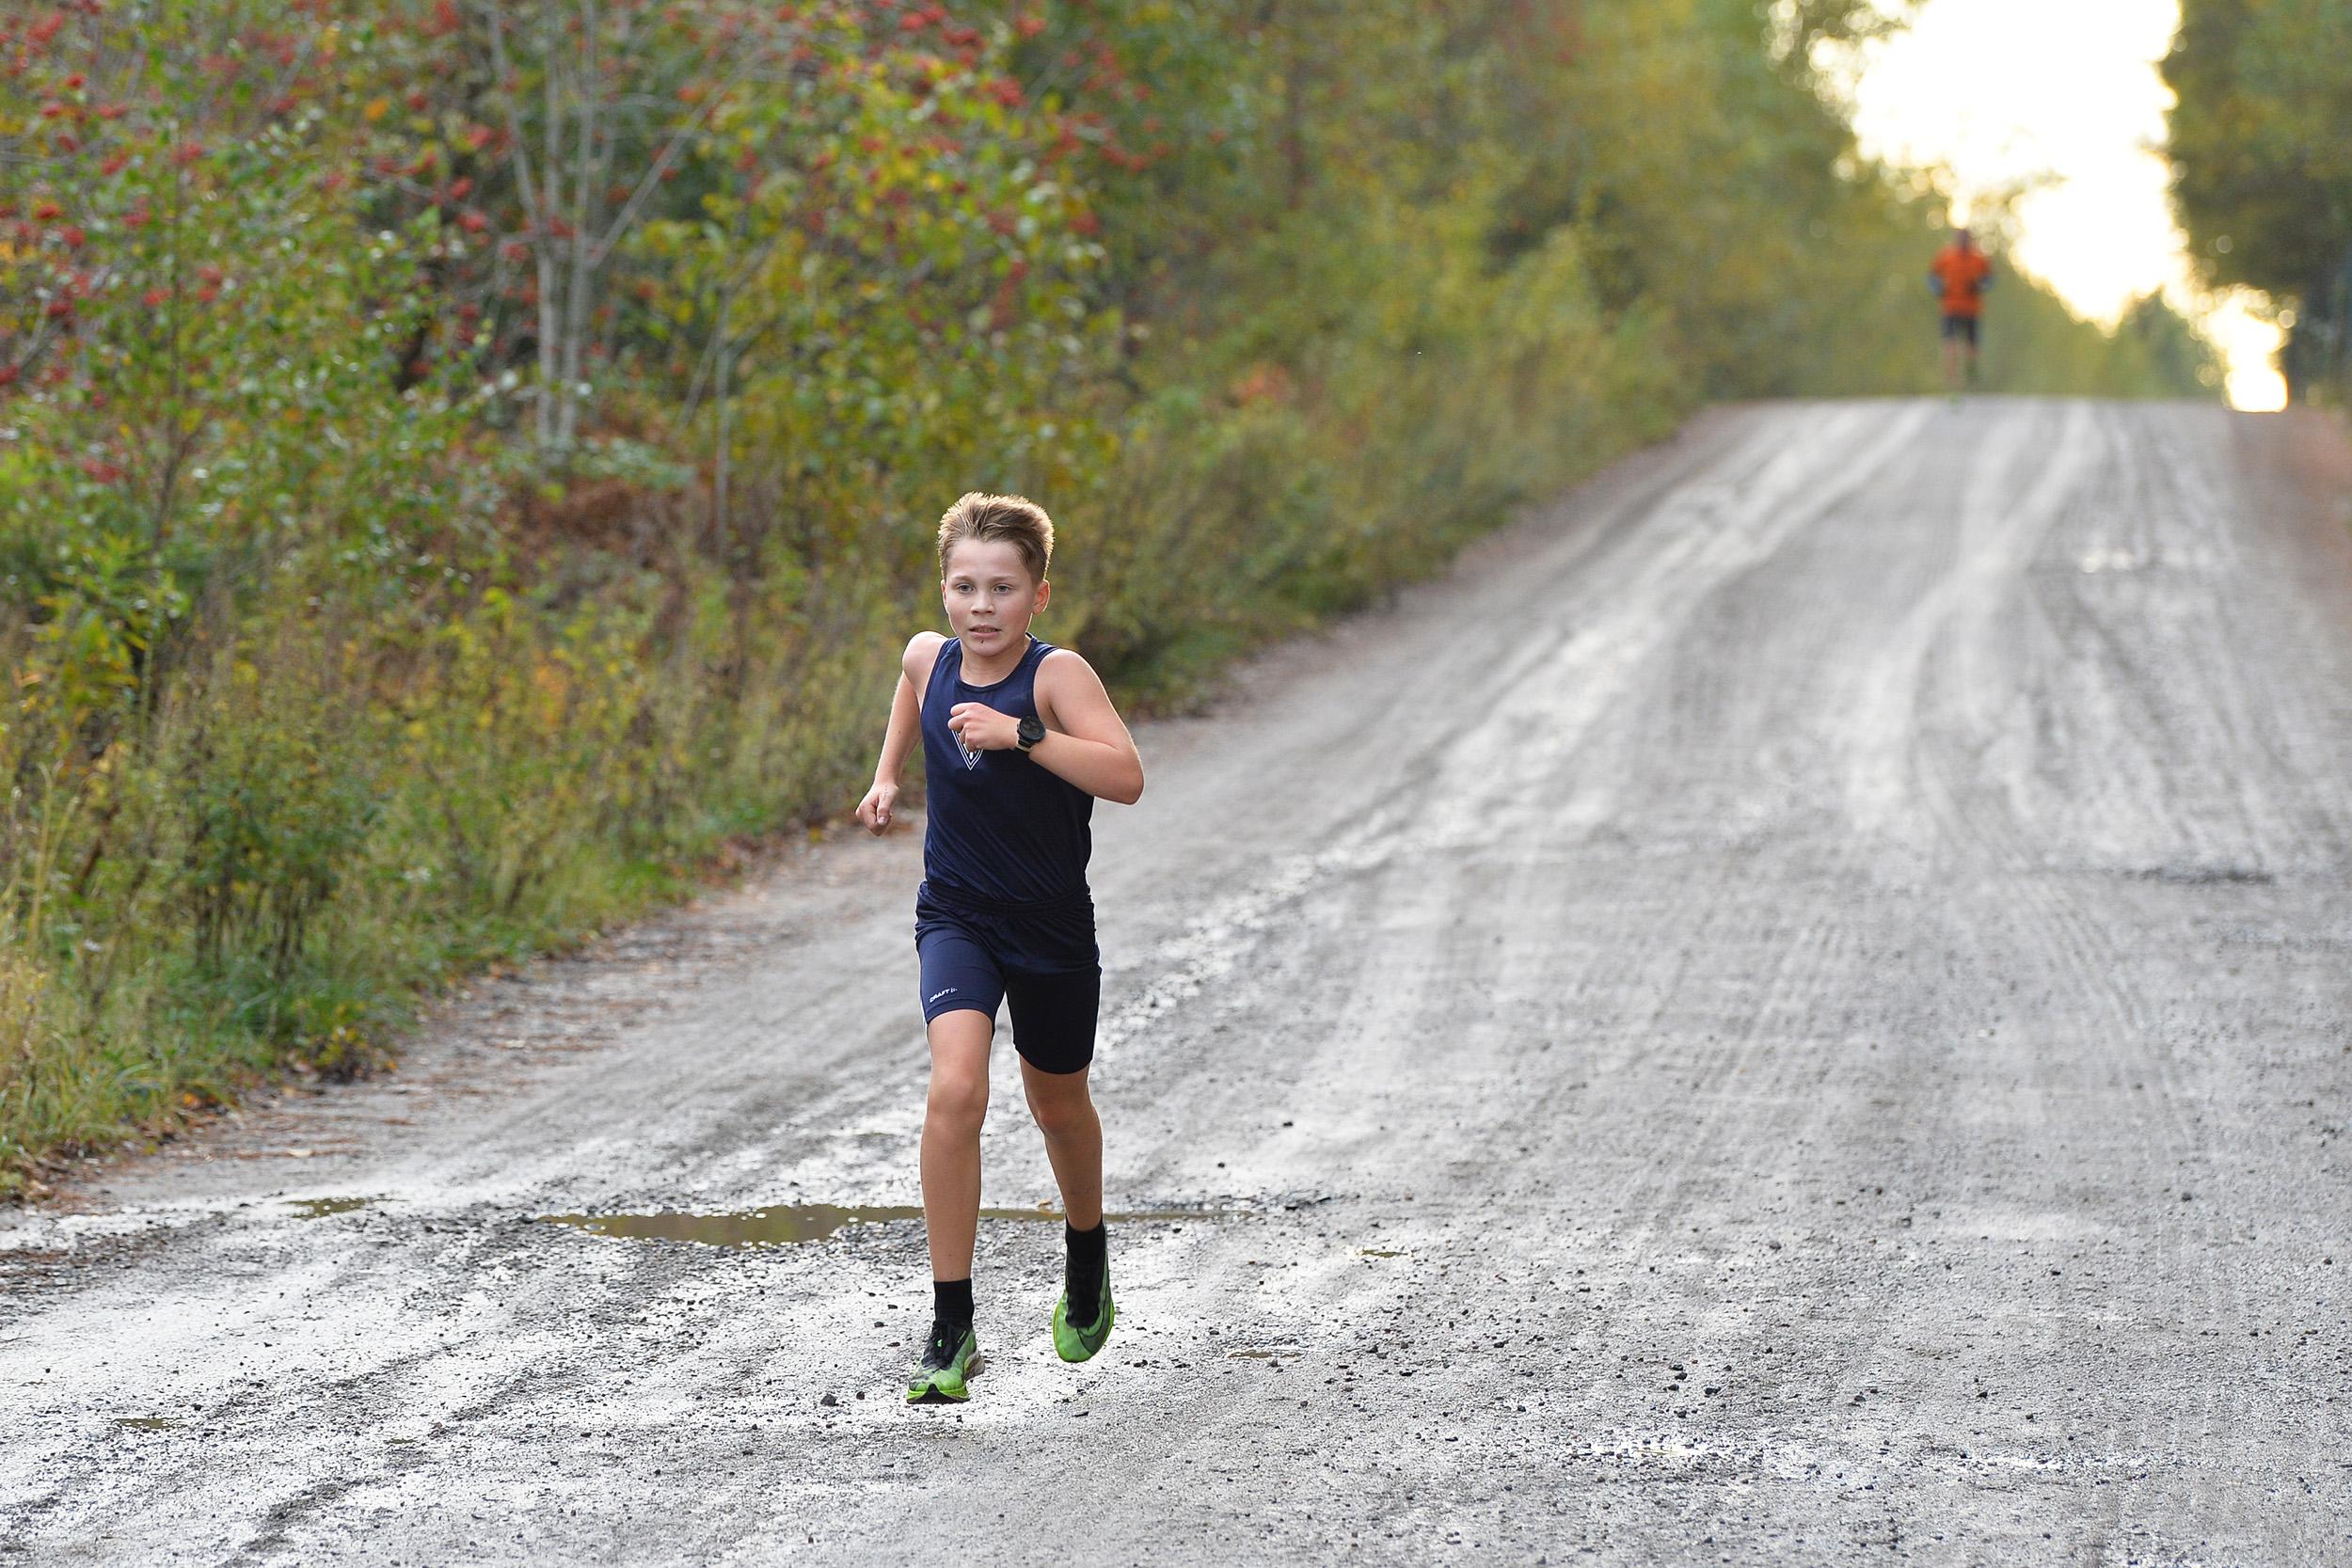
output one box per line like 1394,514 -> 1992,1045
1930,227 -> 1994,393
857,492 -> 1145,1405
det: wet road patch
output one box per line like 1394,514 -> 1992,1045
537,1203 -> 1237,1247
285,1196 -> 387,1220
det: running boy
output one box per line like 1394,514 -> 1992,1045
855,493 -> 1145,1404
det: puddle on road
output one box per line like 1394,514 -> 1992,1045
114,1418 -> 180,1431
286,1196 -> 387,1220
540,1203 -> 1235,1248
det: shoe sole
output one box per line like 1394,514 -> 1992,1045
906,1384 -> 968,1405
905,1346 -> 981,1404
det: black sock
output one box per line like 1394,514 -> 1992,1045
933,1277 -> 974,1332
1064,1222 -> 1107,1331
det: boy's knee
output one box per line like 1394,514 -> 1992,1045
927,1071 -> 989,1128
1025,1084 -> 1094,1138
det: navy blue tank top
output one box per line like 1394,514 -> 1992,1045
920,636 -> 1093,905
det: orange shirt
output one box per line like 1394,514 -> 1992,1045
1931,244 -> 1994,318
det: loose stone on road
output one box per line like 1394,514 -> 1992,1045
6,398 -> 2351,1564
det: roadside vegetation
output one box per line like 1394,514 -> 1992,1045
2164,0 -> 2351,404
0,0 -> 2215,1192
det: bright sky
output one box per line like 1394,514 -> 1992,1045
1846,0 -> 2289,409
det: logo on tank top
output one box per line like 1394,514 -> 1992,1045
955,728 -> 982,770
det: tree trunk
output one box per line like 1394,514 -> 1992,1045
557,0 -> 597,449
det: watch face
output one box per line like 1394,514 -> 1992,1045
1018,716 -> 1047,746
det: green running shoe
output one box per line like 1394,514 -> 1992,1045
905,1320 -> 979,1403
1052,1269 -> 1115,1363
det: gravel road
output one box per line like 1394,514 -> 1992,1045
8,398 -> 2352,1566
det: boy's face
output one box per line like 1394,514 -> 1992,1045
941,538 -> 1047,657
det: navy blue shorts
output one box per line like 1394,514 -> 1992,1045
914,884 -> 1101,1075
1941,314 -> 1979,345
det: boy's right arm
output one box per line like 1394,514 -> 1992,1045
856,635 -> 943,836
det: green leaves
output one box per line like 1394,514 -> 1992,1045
2164,0 -> 2352,399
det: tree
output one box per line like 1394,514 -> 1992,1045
0,0 -> 453,752
343,0 -> 819,457
2163,0 -> 2352,401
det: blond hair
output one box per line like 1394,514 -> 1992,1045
936,492 -> 1054,583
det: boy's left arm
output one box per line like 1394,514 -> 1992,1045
954,650 -> 1143,804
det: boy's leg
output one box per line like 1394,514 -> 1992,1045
1020,1060 -> 1103,1229
908,912 -> 1007,1402
1002,931 -> 1113,1358
1024,1059 -> 1114,1355
920,1009 -> 995,1283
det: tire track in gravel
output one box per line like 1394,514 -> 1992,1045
1852,403 -> 2344,1559
1867,406 -> 2212,1553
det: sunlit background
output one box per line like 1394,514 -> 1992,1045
1847,0 -> 2288,409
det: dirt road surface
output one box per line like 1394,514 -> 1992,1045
8,399 -> 2352,1565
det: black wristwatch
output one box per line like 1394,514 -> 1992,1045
1015,715 -> 1046,753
